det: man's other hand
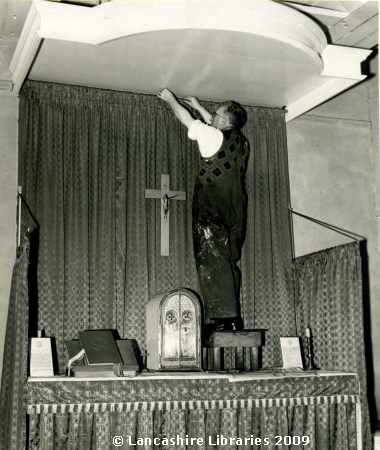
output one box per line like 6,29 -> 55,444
183,96 -> 200,110
157,88 -> 176,102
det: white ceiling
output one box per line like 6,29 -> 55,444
29,29 -> 323,108
1,0 -> 378,119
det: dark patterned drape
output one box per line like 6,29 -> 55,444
240,108 -> 295,366
21,80 -> 295,371
0,226 -> 34,450
22,81 -> 201,372
294,241 -> 371,449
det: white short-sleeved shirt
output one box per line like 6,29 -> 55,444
188,120 -> 223,158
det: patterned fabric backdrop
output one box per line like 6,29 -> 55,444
294,241 -> 371,449
20,80 -> 295,372
240,108 -> 295,366
0,198 -> 37,450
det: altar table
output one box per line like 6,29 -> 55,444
26,371 -> 362,450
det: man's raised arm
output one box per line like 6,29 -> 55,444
157,88 -> 195,129
183,96 -> 212,125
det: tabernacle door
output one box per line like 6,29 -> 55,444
146,288 -> 202,371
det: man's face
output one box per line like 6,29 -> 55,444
211,106 -> 229,129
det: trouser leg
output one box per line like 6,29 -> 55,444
193,220 -> 242,319
229,226 -> 245,304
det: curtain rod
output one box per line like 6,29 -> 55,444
17,187 -> 37,249
17,186 -> 22,247
289,208 -> 365,242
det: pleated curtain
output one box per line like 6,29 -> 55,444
2,80 -> 371,450
241,107 -> 296,366
0,201 -> 38,450
20,80 -> 295,371
294,242 -> 371,449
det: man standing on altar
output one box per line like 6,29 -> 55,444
157,88 -> 250,331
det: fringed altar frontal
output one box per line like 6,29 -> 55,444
26,373 -> 361,450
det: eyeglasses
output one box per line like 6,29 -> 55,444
211,111 -> 223,120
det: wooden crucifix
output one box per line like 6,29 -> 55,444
145,174 -> 186,256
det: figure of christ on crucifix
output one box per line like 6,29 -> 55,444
157,88 -> 250,332
145,174 -> 186,256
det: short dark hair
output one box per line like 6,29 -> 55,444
222,101 -> 247,130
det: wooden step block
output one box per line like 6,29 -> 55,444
202,330 -> 265,372
203,329 -> 264,348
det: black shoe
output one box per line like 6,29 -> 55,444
232,316 -> 244,331
203,322 -> 219,332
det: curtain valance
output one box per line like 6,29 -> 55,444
22,81 -> 285,118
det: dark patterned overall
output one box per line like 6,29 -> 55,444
192,128 -> 250,319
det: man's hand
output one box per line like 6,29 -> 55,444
157,88 -> 194,129
183,96 -> 201,110
157,88 -> 176,103
184,96 -> 212,125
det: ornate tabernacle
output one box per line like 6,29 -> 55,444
146,288 -> 202,371
203,329 -> 265,372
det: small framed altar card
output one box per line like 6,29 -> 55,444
280,337 -> 303,369
30,338 -> 54,377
